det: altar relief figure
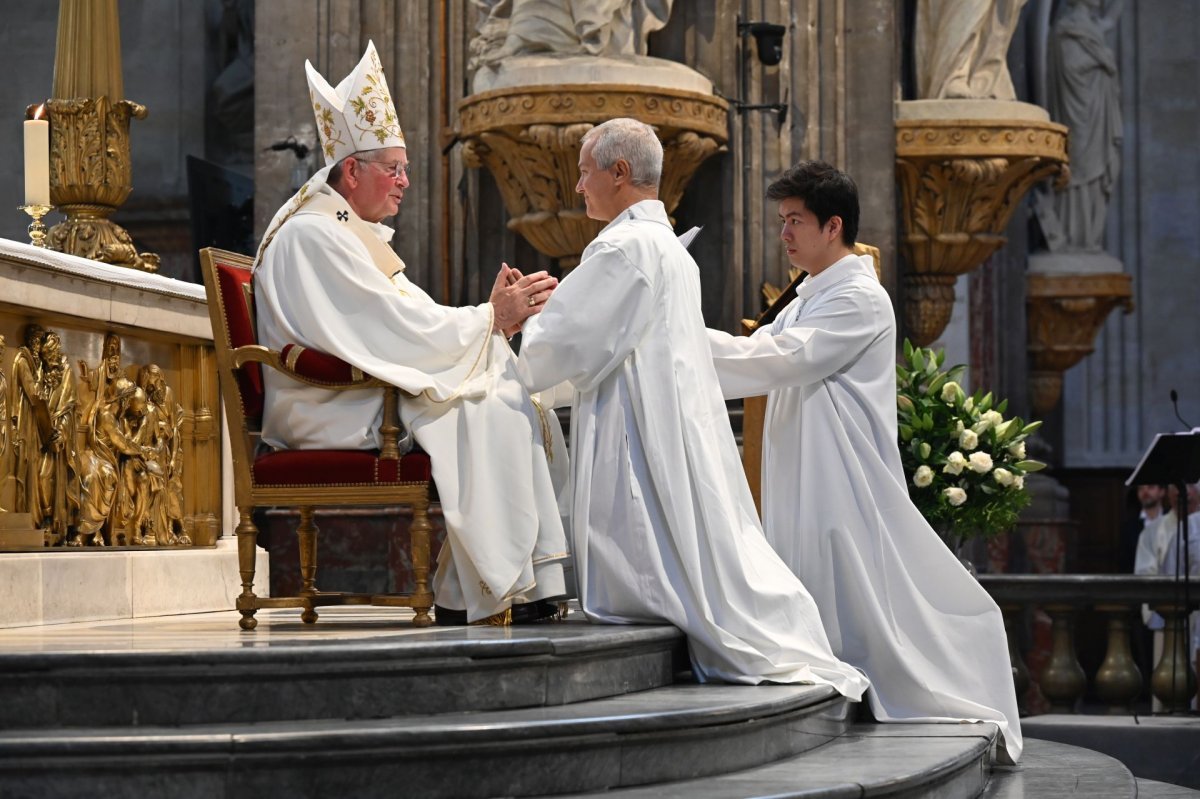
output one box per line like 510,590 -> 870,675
10,325 -> 46,521
35,331 -> 81,546
0,336 -> 9,512
137,364 -> 188,546
915,0 -> 1029,100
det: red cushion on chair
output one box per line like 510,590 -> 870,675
280,344 -> 365,384
214,260 -> 264,422
253,449 -> 432,486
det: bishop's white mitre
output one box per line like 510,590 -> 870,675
305,40 -> 406,165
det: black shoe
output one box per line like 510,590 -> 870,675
433,604 -> 468,626
512,599 -> 568,624
433,600 -> 566,626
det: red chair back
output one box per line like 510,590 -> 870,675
211,257 -> 265,424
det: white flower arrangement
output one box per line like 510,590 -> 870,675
897,340 -> 1045,541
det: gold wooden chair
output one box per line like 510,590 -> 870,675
200,247 -> 434,630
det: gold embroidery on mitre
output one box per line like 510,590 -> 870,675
305,41 -> 406,166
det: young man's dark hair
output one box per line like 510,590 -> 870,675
766,160 -> 860,246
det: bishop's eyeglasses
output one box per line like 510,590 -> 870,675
357,158 -> 411,180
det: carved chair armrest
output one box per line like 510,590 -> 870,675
230,344 -> 412,460
232,344 -> 387,390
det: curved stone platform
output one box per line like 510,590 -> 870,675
0,607 -> 686,727
0,607 -> 1156,799
0,683 -> 852,798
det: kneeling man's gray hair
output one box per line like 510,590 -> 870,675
582,118 -> 662,189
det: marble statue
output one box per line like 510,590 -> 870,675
915,0 -> 1028,100
470,0 -> 673,69
1035,0 -> 1124,253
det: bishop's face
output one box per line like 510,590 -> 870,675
576,140 -> 621,222
347,146 -> 409,223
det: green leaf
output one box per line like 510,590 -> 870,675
899,424 -> 914,442
1021,420 -> 1043,435
997,398 -> 1008,414
1015,460 -> 1046,472
903,338 -> 914,360
912,348 -> 926,372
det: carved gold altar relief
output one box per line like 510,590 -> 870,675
0,323 -> 217,549
459,85 -> 728,268
1025,272 -> 1133,416
38,0 -> 159,272
895,102 -> 1068,345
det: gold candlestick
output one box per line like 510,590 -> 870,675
18,204 -> 53,248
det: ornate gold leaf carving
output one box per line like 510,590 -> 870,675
37,97 -> 159,272
895,117 -> 1068,345
459,85 -> 729,266
1025,272 -> 1134,415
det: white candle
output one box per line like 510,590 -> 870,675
24,106 -> 50,207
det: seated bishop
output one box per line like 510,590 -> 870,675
253,41 -> 570,625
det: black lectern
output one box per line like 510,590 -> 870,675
1128,431 -> 1200,712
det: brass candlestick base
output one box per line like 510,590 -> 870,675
18,204 -> 53,248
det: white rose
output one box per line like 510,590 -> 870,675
1013,474 -> 1025,490
1008,441 -> 1026,459
943,487 -> 967,506
941,381 -> 961,403
943,451 -> 966,476
964,397 -> 975,413
968,452 -> 993,473
993,468 -> 1014,486
913,465 -> 934,488
982,410 -> 1003,429
959,429 -> 979,450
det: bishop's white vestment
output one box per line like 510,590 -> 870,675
708,253 -> 1023,763
516,200 -> 868,698
255,183 -> 569,621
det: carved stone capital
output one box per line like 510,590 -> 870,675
896,116 -> 1068,344
458,85 -> 728,265
1026,271 -> 1134,415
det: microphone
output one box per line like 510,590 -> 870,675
1170,389 -> 1195,430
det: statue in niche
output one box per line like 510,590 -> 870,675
9,325 -> 45,522
1034,0 -> 1124,253
470,0 -> 674,69
915,0 -> 1028,100
35,331 -> 81,546
138,364 -> 188,545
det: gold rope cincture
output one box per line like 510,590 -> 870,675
529,396 -> 554,463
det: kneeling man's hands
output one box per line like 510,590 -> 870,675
490,263 -> 557,336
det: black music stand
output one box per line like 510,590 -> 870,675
1127,431 -> 1200,712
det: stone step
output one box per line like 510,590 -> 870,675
0,683 -> 852,798
983,737 -> 1137,798
558,721 -> 998,798
0,608 -> 686,728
